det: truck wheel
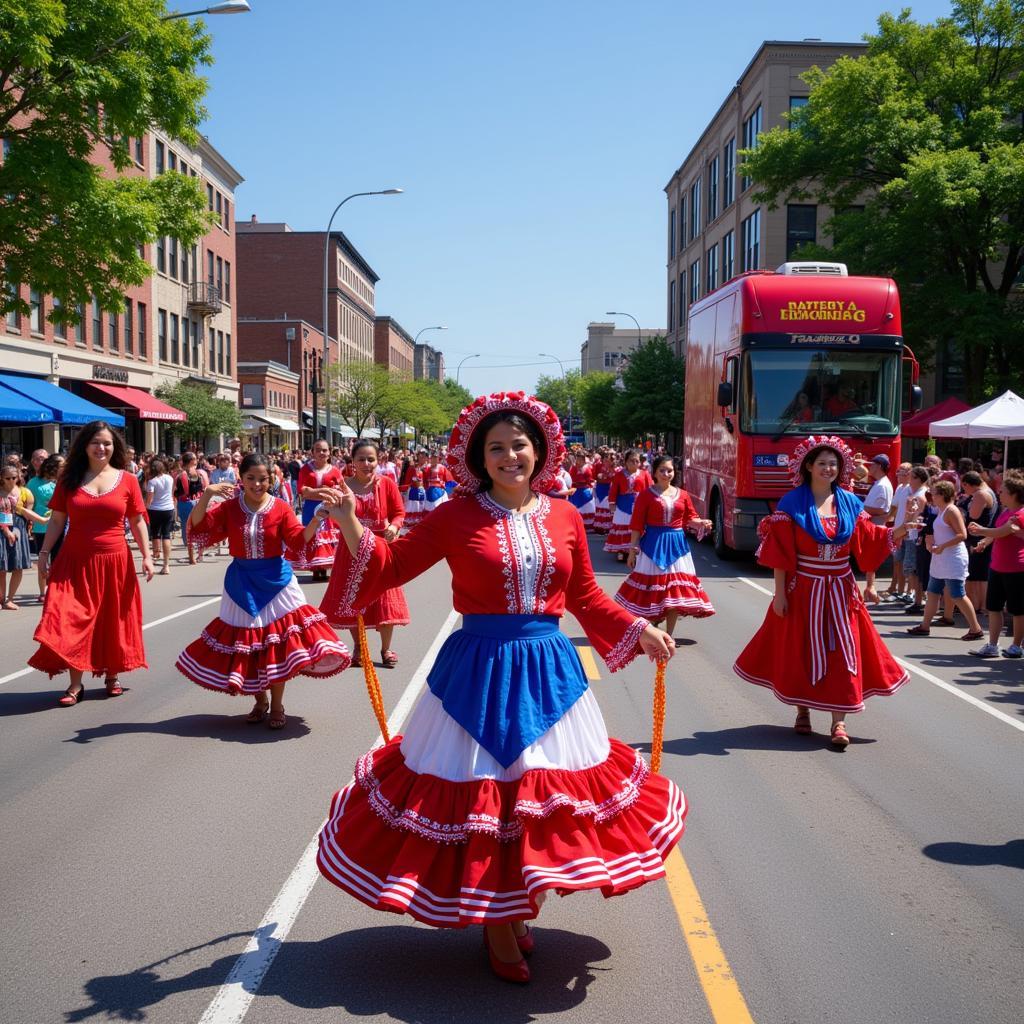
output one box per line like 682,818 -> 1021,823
712,497 -> 734,561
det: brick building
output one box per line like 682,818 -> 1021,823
414,342 -> 445,383
237,359 -> 302,451
374,316 -> 415,377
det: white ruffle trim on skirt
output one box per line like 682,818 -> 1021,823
634,549 -> 698,576
399,688 -> 611,783
217,575 -> 311,628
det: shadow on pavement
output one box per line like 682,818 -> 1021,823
67,924 -> 610,1023
62,713 -> 312,745
922,838 -> 1024,869
632,723 -> 876,758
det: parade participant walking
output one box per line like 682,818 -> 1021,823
315,392 -> 683,984
604,449 -> 653,561
398,450 -> 428,533
568,449 -> 597,530
144,458 -> 176,576
294,440 -> 343,581
905,480 -> 984,640
615,455 -> 714,633
320,440 -> 409,669
30,421 -> 153,705
421,452 -> 452,518
173,452 -> 207,565
733,436 -> 916,749
593,451 -> 614,534
175,454 -> 350,729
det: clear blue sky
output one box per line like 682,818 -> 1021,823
200,0 -> 954,396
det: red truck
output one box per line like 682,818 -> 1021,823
682,262 -> 921,557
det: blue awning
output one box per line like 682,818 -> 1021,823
0,373 -> 125,427
0,382 -> 51,423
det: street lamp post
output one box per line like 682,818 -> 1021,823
321,189 -> 403,443
455,353 -> 481,384
162,1 -> 252,20
605,311 -> 643,354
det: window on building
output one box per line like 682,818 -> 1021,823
689,179 -> 701,240
789,95 -> 809,127
170,313 -> 179,363
138,302 -> 147,357
242,383 -> 263,406
786,204 -> 817,258
168,150 -> 176,172
668,279 -> 675,333
226,332 -> 231,375
206,183 -> 214,211
689,259 -> 700,303
158,308 -> 167,361
216,257 -> 223,298
669,209 -> 676,258
134,136 -> 144,165
52,296 -> 64,339
707,156 -> 719,223
168,237 -> 178,279
741,105 -> 762,190
29,287 -> 42,333
182,319 -> 190,367
180,160 -> 188,176
181,242 -> 189,284
209,324 -> 216,369
679,192 -> 686,243
603,351 -> 624,370
215,192 -> 222,224
155,140 -> 164,174
156,235 -> 165,274
723,137 -> 736,207
92,297 -> 102,349
706,244 -> 719,293
124,299 -> 133,355
74,303 -> 85,345
207,249 -> 214,286
741,210 -> 761,271
223,198 -> 231,232
217,330 -> 224,375
192,320 -> 200,367
224,261 -> 231,302
108,306 -> 118,351
4,279 -> 18,331
722,230 -> 735,282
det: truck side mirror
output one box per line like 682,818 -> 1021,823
717,381 -> 733,408
910,385 -> 923,412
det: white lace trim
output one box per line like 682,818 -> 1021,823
339,527 -> 375,615
199,611 -> 331,654
605,616 -> 648,673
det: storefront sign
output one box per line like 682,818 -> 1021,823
92,365 -> 129,384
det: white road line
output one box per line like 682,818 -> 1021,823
197,607 -> 461,1024
0,595 -> 223,688
737,576 -> 1024,735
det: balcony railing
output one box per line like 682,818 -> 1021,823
187,281 -> 222,315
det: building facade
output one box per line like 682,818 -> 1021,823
580,321 -> 663,375
374,316 -> 415,377
664,40 -> 867,360
237,360 -> 302,451
414,342 -> 445,383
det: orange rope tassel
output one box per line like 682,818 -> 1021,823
651,661 -> 666,774
357,614 -> 390,743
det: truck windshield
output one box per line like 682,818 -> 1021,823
739,350 -> 900,436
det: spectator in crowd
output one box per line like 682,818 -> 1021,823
861,454 -> 893,603
144,458 -> 175,575
961,470 -> 998,623
883,462 -> 913,600
901,466 -> 930,613
173,452 -> 208,565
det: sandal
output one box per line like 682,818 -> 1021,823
830,722 -> 850,749
3,600 -> 18,610
381,650 -> 398,669
793,709 -> 812,735
905,625 -> 930,636
268,707 -> 287,730
960,630 -> 985,641
246,697 -> 269,724
937,617 -> 956,627
58,684 -> 84,707
104,677 -> 123,697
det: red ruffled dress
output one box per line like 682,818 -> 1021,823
604,469 -> 653,553
733,510 -> 909,712
400,465 -> 427,534
176,494 -> 350,694
317,493 -> 687,927
569,464 -> 597,530
614,487 -> 714,620
593,464 -> 613,534
289,462 -> 343,570
320,476 -> 410,629
30,472 -> 148,678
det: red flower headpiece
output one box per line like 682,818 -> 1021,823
446,391 -> 566,492
788,434 -> 855,487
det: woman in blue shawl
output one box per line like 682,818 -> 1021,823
733,436 -> 918,749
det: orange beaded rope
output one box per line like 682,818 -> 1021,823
357,614 -> 390,743
651,661 -> 667,774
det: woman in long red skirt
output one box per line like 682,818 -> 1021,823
320,439 -> 409,669
31,421 -> 153,705
734,435 -> 918,748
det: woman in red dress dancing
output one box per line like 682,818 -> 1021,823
320,440 -> 409,669
30,421 -> 153,705
292,440 -> 343,581
604,449 -> 653,561
733,436 -> 917,748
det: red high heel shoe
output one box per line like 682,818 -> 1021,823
483,928 -> 530,984
514,922 -> 534,956
58,684 -> 84,707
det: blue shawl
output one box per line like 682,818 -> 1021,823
777,483 -> 862,546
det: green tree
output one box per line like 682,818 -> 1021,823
325,362 -> 398,438
740,1 -> 1024,400
0,0 -> 214,321
614,337 -> 684,443
402,380 -> 451,438
155,380 -> 241,445
576,371 -> 622,438
533,369 -> 582,422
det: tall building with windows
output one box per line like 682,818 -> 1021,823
580,321 -> 663,375
663,40 -> 866,359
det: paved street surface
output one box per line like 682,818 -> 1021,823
2,536 -> 1022,1024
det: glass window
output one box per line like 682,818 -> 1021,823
739,349 -> 900,437
52,296 -> 65,338
243,383 -> 263,406
108,307 -> 118,351
226,333 -> 231,375
786,204 -> 817,259
216,256 -> 223,295
668,279 -> 675,333
215,192 -> 222,224
741,210 -> 761,271
207,249 -> 214,286
124,299 -> 133,354
789,96 -> 809,127
158,308 -> 167,361
168,150 -> 177,172
679,191 -> 686,244
181,241 -> 189,284
678,271 -> 686,324
182,320 -> 190,367
180,160 -> 188,176
207,183 -> 214,211
168,237 -> 178,279
156,235 -> 165,274
705,244 -> 719,293
170,313 -> 179,363
138,302 -> 147,357
92,297 -> 102,349
689,179 -> 701,241
741,105 -> 762,190
722,230 -> 735,282
155,140 -> 164,174
723,137 -> 736,207
209,323 -> 216,369
669,209 -> 676,258
707,156 -> 719,223
224,262 -> 230,302
29,288 -> 42,332
689,259 -> 700,303
74,303 -> 85,344
192,320 -> 200,366
224,198 -> 231,232
4,280 -> 18,331
217,330 -> 224,375
134,136 -> 144,165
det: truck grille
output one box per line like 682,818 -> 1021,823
752,466 -> 791,495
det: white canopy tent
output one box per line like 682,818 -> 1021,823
929,390 -> 1024,469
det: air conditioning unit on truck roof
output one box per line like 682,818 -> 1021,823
775,261 -> 848,276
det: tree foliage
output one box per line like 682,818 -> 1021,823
533,369 -> 582,420
741,0 -> 1024,400
612,337 -> 684,441
155,380 -> 241,444
575,371 -> 621,437
0,0 -> 214,319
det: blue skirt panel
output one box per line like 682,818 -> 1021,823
638,525 -> 691,570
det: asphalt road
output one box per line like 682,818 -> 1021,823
1,534 -> 1022,1024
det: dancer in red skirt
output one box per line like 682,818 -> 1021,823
398,450 -> 428,534
315,392 -> 683,984
176,454 -> 349,730
592,450 -> 614,534
292,440 -> 343,581
615,454 -> 714,634
320,440 -> 409,669
421,452 -> 452,519
568,450 -> 597,530
30,421 -> 153,705
733,436 -> 918,748
604,449 -> 653,560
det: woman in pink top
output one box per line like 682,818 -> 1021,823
968,470 -> 1024,658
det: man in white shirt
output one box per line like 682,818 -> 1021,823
862,454 -> 894,603
884,462 -> 913,600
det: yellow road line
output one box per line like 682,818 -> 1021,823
665,847 -> 756,1024
578,645 -> 601,681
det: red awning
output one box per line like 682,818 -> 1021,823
88,382 -> 187,422
901,396 -> 971,438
